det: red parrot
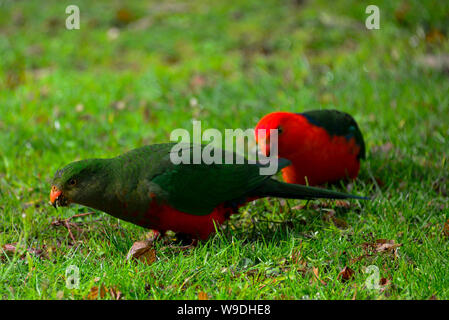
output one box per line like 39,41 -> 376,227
50,143 -> 366,240
255,110 -> 365,186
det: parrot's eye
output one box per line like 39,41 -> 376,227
277,126 -> 283,134
68,178 -> 77,186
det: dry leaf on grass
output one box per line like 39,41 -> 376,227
1,243 -> 48,260
126,240 -> 157,265
366,239 -> 402,260
362,239 -> 402,254
379,277 -> 390,286
291,250 -> 307,275
443,219 -> 449,238
373,239 -> 402,254
335,200 -> 352,209
108,286 -> 122,300
352,284 -> 358,300
377,277 -> 393,294
351,239 -> 402,264
86,286 -> 102,300
338,266 -> 355,282
2,244 -> 17,255
323,210 -> 349,229
198,291 -> 208,300
115,8 -> 135,25
425,29 -> 446,44
311,267 -> 327,286
86,285 -> 122,300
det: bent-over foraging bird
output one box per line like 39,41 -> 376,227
50,143 -> 366,240
255,110 -> 365,186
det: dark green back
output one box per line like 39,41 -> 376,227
300,109 -> 366,159
114,143 -> 291,216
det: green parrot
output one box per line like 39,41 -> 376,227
50,143 -> 367,240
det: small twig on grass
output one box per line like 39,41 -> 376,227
167,241 -> 198,251
51,212 -> 96,243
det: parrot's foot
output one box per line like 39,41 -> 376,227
171,233 -> 198,249
174,233 -> 195,245
146,229 -> 162,243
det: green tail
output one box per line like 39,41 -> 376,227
255,179 -> 368,200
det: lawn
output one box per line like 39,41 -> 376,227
0,0 -> 448,300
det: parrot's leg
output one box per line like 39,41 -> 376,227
174,232 -> 196,245
146,229 -> 162,242
172,232 -> 198,248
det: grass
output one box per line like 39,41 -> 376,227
1,0 -> 449,299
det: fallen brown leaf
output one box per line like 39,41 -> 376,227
86,286 -> 101,300
352,239 -> 402,264
362,239 -> 401,252
323,210 -> 349,229
311,267 -> 327,286
85,285 -> 121,300
335,200 -> 351,209
443,219 -> 449,238
394,1 -> 411,24
291,250 -> 308,274
198,291 -> 208,300
352,284 -> 357,300
426,29 -> 446,44
361,239 -> 402,260
108,286 -> 122,300
379,277 -> 390,286
338,266 -> 355,282
349,253 -> 371,264
115,8 -> 135,25
374,239 -> 402,253
1,243 -> 48,260
2,244 -> 16,255
127,240 -> 157,265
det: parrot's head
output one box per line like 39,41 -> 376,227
255,112 -> 304,157
50,159 -> 108,208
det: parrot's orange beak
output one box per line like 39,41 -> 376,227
50,186 -> 62,208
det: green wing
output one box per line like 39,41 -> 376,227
149,143 -> 289,215
300,109 -> 366,159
